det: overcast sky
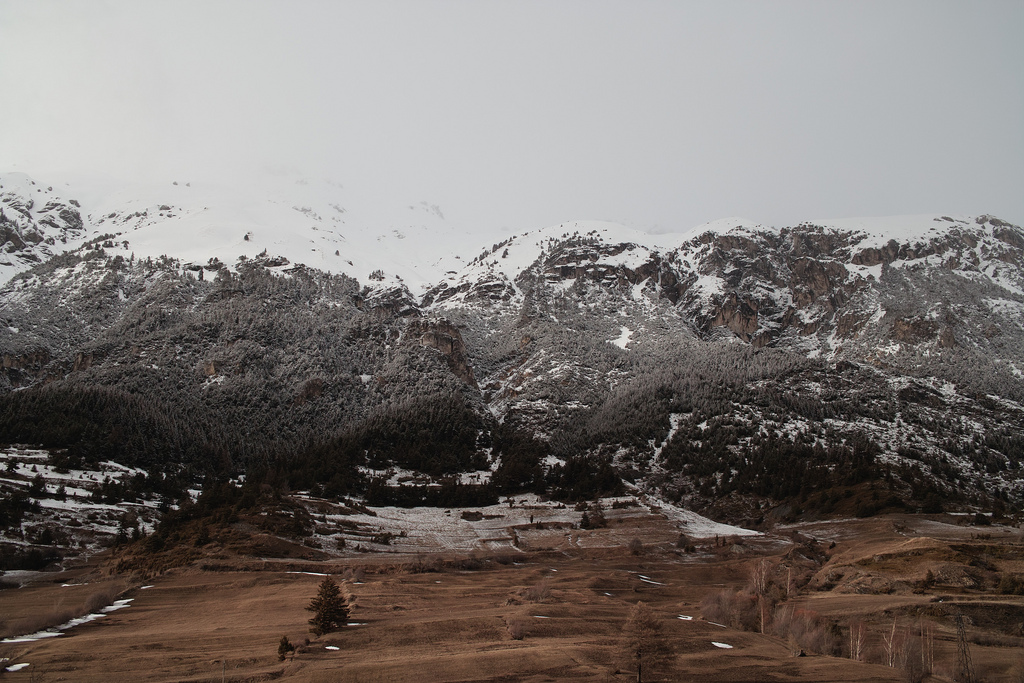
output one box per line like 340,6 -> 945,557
1,0 -> 1021,234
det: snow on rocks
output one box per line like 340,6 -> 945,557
0,447 -> 165,561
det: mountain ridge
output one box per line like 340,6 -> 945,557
1,171 -> 1022,526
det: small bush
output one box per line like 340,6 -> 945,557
342,566 -> 365,583
493,551 -> 516,566
83,587 -> 120,614
506,614 -> 529,640
278,635 -> 295,661
407,554 -> 441,573
998,573 -> 1024,595
523,580 -> 551,603
628,538 -> 644,556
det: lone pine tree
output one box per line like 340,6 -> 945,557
306,576 -> 350,637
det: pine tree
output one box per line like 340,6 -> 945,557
277,635 -> 295,661
306,576 -> 349,637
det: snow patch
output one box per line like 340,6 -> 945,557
609,326 -> 633,349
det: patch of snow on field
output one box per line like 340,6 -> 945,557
712,641 -> 734,649
5,663 -> 30,672
328,494 -> 579,553
2,599 -> 132,643
641,496 -> 759,538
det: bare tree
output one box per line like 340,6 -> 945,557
882,616 -> 901,668
849,620 -> 866,662
621,601 -> 674,683
750,558 -> 771,597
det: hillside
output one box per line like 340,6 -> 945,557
1,173 -> 1022,544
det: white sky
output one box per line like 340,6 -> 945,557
1,0 -> 1021,234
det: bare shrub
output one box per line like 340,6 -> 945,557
452,553 -> 484,571
771,604 -> 832,655
969,632 -> 1024,648
506,614 -> 529,640
628,538 -> 644,556
83,587 -> 121,614
493,551 -> 516,566
700,589 -> 758,632
342,566 -> 365,583
523,579 -> 551,603
620,601 -> 674,682
407,554 -> 441,573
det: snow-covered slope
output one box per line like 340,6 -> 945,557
0,172 -> 495,295
0,173 -> 87,283
424,220 -> 669,308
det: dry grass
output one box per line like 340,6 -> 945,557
1,513 -> 1022,681
0,584 -> 125,638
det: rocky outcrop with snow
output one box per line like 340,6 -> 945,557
0,174 -> 86,283
1,172 -> 1022,519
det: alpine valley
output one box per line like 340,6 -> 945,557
1,170 -> 1023,555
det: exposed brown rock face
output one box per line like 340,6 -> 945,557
1,349 -> 51,386
710,293 -> 759,339
2,349 -> 49,369
891,317 -> 939,344
789,258 -> 843,309
72,351 -> 99,372
405,318 -> 477,387
852,240 -> 901,266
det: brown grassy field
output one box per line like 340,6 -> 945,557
1,510 -> 1022,682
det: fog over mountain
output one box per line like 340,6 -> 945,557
1,1 -> 1022,235
1,2 -> 1022,532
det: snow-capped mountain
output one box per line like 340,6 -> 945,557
1,171 -> 496,294
1,172 -> 1022,525
0,173 -> 87,282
